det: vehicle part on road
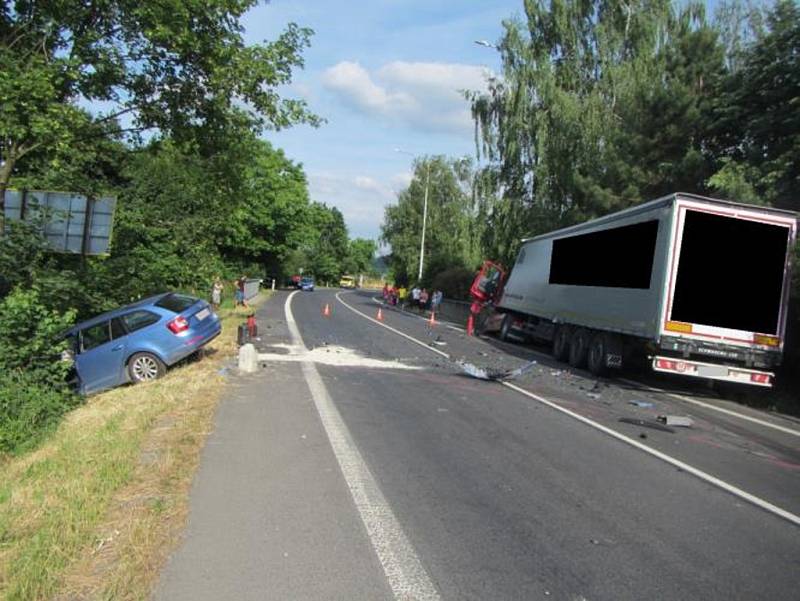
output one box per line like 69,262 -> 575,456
456,359 -> 537,382
629,400 -> 655,408
618,417 -> 675,433
658,415 -> 694,428
128,352 -> 165,383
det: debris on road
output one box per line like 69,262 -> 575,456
658,415 -> 694,428
618,417 -> 675,433
628,400 -> 655,408
456,359 -> 537,382
586,392 -> 601,400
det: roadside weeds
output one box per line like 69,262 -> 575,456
0,296 -> 265,601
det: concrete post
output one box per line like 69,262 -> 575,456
238,343 -> 258,373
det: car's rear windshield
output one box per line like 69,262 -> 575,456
155,293 -> 198,314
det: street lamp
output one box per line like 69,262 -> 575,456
395,148 -> 431,282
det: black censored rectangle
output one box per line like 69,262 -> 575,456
670,210 -> 789,334
549,220 -> 659,289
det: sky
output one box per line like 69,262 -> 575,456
242,0 -> 524,243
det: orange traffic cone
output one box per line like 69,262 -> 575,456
428,311 -> 436,326
376,307 -> 384,321
322,303 -> 331,317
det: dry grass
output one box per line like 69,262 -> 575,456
0,298 -> 265,601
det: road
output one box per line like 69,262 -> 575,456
155,288 -> 800,601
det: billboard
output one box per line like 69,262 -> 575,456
3,189 -> 116,255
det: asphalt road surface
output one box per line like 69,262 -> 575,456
155,288 -> 800,601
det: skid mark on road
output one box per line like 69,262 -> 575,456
336,292 -> 800,528
287,291 -> 441,601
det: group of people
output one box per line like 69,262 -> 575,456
382,283 -> 443,314
211,275 -> 250,310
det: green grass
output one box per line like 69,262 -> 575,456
0,295 -> 266,600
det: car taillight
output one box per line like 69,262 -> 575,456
167,315 -> 189,334
750,373 -> 771,385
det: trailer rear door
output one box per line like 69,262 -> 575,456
660,199 -> 796,350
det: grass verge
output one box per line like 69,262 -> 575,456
0,295 -> 266,601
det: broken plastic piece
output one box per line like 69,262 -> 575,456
618,417 -> 675,433
658,415 -> 694,427
628,400 -> 655,408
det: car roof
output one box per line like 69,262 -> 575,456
65,293 -> 172,334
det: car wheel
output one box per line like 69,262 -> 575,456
568,328 -> 590,368
552,326 -> 570,362
128,352 -> 166,384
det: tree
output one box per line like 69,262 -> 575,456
299,203 -> 349,283
0,0 -> 321,224
381,156 -> 479,285
223,139 -> 313,278
709,0 -> 800,209
344,238 -> 378,275
468,0 -> 726,248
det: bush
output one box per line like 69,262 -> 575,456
0,288 -> 79,454
431,266 -> 476,301
0,373 -> 81,454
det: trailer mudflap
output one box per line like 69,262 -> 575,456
652,356 -> 773,387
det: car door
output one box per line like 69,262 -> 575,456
75,318 -> 128,393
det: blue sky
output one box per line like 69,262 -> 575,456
242,1 -> 524,242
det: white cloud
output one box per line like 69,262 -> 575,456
321,60 -> 489,134
308,172 -> 398,240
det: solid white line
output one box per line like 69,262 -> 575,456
286,291 -> 441,601
337,293 -> 450,359
502,381 -> 800,527
618,378 -> 800,438
338,292 -> 800,528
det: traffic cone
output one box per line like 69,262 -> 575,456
322,303 -> 331,317
428,311 -> 436,327
376,307 -> 384,321
467,314 -> 474,336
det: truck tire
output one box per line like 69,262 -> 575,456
499,314 -> 513,341
553,326 -> 570,361
587,332 -> 608,376
568,328 -> 590,368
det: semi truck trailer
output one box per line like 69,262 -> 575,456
481,193 -> 797,387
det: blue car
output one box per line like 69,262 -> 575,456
63,292 -> 221,394
300,277 -> 315,291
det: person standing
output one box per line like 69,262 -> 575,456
397,286 -> 407,310
211,278 -> 223,310
411,286 -> 420,310
418,288 -> 429,314
236,275 -> 249,309
431,289 -> 443,314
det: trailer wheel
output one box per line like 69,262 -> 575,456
499,314 -> 513,341
587,332 -> 608,376
568,328 -> 590,368
553,326 -> 570,361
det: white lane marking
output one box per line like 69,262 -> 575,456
338,293 -> 800,528
618,378 -> 800,438
337,293 -> 450,359
286,291 -> 441,600
366,294 -> 466,331
501,381 -> 800,527
257,345 -> 421,370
